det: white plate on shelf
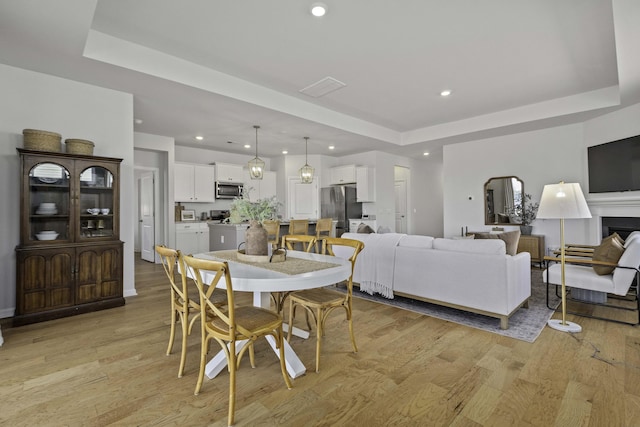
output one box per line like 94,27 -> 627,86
35,232 -> 59,240
36,209 -> 58,215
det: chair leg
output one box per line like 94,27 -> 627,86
228,340 -> 237,427
194,333 -> 209,396
287,302 -> 295,342
315,307 -> 323,373
178,310 -> 188,377
166,306 -> 177,356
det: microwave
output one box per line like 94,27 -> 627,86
216,182 -> 243,199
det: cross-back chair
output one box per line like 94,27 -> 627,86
182,254 -> 292,427
262,219 -> 281,250
269,234 -> 318,314
156,244 -> 210,378
288,219 -> 309,235
314,218 -> 333,253
287,237 -> 364,372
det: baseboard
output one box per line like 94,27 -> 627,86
0,307 -> 15,319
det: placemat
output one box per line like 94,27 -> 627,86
209,250 -> 340,275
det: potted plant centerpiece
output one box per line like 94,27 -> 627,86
515,193 -> 539,235
229,194 -> 281,255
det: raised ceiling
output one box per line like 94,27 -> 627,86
0,0 -> 639,158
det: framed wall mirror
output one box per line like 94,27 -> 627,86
484,176 -> 524,225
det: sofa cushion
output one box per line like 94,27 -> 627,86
433,238 -> 506,255
592,234 -> 625,275
474,230 -> 520,255
397,235 -> 434,248
624,231 -> 640,248
357,223 -> 375,234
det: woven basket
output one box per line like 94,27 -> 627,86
65,139 -> 95,155
22,129 -> 62,152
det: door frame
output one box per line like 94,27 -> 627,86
134,166 -> 161,263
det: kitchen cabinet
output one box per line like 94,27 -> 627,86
243,170 -> 276,200
174,163 -> 216,203
176,222 -> 210,255
330,165 -> 357,185
215,162 -> 244,183
356,166 -> 375,202
15,148 -> 124,326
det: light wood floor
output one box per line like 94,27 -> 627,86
2,257 -> 640,426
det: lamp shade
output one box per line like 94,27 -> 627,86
537,182 -> 591,220
248,125 -> 264,180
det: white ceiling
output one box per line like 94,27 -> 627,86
1,0 -> 639,159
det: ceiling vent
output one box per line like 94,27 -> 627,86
299,76 -> 346,98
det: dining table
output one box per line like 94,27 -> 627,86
191,249 -> 351,379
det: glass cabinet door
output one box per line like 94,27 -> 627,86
28,162 -> 71,243
78,165 -> 114,240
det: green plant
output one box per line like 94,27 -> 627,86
516,193 -> 539,226
229,195 -> 281,222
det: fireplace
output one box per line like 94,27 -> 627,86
601,216 -> 640,239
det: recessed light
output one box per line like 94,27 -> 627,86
282,150 -> 288,154
328,145 -> 335,150
244,144 -> 251,149
423,152 -> 430,156
440,90 -> 452,97
195,136 -> 203,141
311,2 -> 327,17
134,118 -> 143,124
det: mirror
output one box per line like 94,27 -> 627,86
484,176 -> 524,225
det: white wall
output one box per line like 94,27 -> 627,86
0,64 -> 135,318
443,102 -> 640,250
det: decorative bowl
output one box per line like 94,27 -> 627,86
36,232 -> 59,240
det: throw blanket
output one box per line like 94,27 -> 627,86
354,233 -> 405,298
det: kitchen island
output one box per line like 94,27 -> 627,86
208,220 -> 336,251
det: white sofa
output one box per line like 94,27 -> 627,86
338,233 -> 531,329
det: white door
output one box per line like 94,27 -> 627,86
288,178 -> 318,219
395,180 -> 407,233
140,171 -> 155,262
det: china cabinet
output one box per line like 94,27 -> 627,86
14,148 -> 124,326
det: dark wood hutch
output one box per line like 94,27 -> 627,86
14,148 -> 124,326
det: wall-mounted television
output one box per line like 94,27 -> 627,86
588,134 -> 640,193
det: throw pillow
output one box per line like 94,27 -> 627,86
592,235 -> 625,275
497,230 -> 521,256
474,230 -> 520,255
357,223 -> 375,234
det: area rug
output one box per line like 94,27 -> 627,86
343,269 -> 560,343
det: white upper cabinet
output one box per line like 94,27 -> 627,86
215,163 -> 244,183
330,165 -> 357,185
356,166 -> 375,202
174,163 -> 216,202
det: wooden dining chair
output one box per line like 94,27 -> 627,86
262,219 -> 281,250
287,237 -> 364,372
269,234 -> 319,314
155,244 -> 207,378
288,219 -> 309,235
182,254 -> 292,427
314,218 -> 333,253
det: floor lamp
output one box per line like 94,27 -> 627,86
537,182 -> 592,333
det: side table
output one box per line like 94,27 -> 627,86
517,234 -> 545,267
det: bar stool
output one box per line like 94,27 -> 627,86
288,219 -> 309,235
314,218 -> 333,253
262,219 -> 280,250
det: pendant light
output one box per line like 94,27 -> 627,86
248,125 -> 264,180
299,136 -> 314,184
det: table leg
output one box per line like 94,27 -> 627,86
205,339 -> 250,379
265,335 -> 306,378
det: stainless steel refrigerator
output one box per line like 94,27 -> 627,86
320,186 -> 362,237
